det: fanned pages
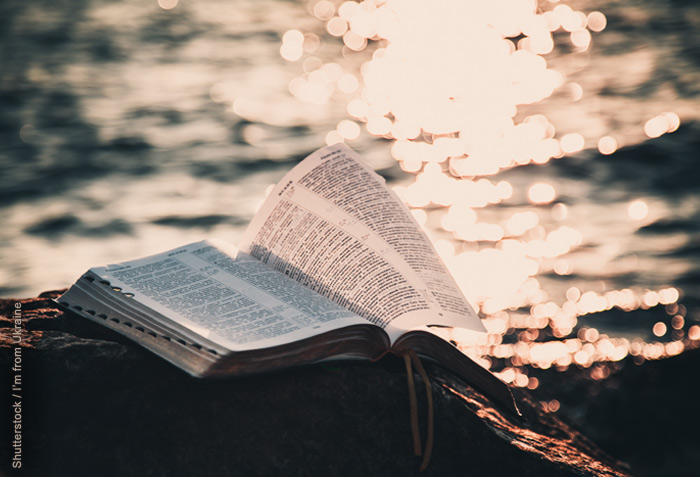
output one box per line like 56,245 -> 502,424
240,144 -> 485,342
57,143 -> 520,417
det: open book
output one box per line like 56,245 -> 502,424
57,144 -> 518,416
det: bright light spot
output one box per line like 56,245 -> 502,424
570,29 -> 591,49
627,200 -> 649,220
666,342 -> 684,356
560,133 -> 584,154
584,328 -> 600,342
309,69 -> 330,86
515,374 -> 529,387
671,315 -> 684,330
326,17 -> 348,37
401,158 -> 423,174
643,291 -> 659,308
553,259 -> 571,275
552,203 -> 568,220
542,11 -> 559,32
652,322 -> 667,337
528,183 -> 556,204
281,30 -> 305,61
587,11 -> 607,32
455,223 -> 504,242
448,246 -> 539,313
644,115 -> 669,138
157,0 -> 178,9
500,368 -> 516,383
366,116 -> 392,136
313,0 -> 335,20
658,287 -> 679,305
391,122 -> 421,141
338,1 -> 359,20
689,326 -> 700,340
303,33 -> 321,53
566,287 -> 581,302
289,75 -> 333,104
303,56 -> 323,72
577,291 -> 609,315
325,130 -> 343,145
662,112 -> 681,133
283,30 -> 305,45
565,82 -> 583,101
559,6 -> 585,32
323,62 -> 344,80
574,350 -> 590,366
598,136 -> 618,155
496,181 -> 513,200
343,31 -> 367,51
233,97 -> 261,119
241,124 -> 266,145
526,226 -> 582,258
507,211 -> 539,236
441,203 -> 477,232
281,44 -> 303,61
337,119 -> 361,140
347,99 -> 369,119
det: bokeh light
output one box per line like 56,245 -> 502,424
528,183 -> 556,205
278,0 -> 694,385
285,0 -> 700,384
586,12 -> 607,32
628,200 -> 649,220
157,0 -> 178,10
644,112 -> 681,138
597,136 -> 617,155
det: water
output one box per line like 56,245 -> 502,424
1,0 -> 699,380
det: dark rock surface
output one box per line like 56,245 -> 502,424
529,346 -> 700,477
0,292 -> 630,476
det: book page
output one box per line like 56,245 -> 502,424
241,144 -> 485,343
90,239 -> 370,351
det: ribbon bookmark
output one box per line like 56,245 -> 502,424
403,350 -> 435,471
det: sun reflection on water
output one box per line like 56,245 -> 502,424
434,282 -> 695,390
283,0 -> 692,385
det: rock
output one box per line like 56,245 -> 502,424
0,293 -> 629,476
530,345 -> 700,477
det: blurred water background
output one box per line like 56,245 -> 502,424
1,0 -> 699,402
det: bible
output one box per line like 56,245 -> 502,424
57,143 -> 519,416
